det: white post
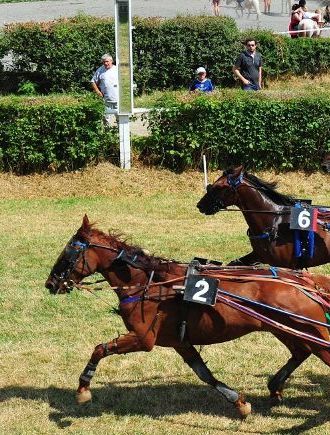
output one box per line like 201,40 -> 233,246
119,114 -> 130,169
115,0 -> 133,169
203,154 -> 208,191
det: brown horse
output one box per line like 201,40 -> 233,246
45,215 -> 330,418
197,165 -> 330,268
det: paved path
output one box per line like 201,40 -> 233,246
0,0 -> 323,33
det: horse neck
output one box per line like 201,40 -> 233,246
94,246 -> 186,288
153,261 -> 187,283
237,185 -> 284,231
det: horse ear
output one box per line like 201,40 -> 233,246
82,214 -> 90,229
235,165 -> 244,174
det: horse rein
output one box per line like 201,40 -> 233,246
217,208 -> 290,216
54,238 -> 185,296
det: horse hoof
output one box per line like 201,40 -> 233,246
235,400 -> 252,419
76,388 -> 92,405
270,391 -> 283,405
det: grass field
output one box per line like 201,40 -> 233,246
1,163 -> 330,434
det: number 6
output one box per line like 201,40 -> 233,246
298,210 -> 310,229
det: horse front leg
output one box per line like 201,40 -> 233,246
174,344 -> 251,419
76,331 -> 155,404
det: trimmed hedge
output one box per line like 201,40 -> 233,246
139,91 -> 330,172
1,91 -> 330,173
0,94 -> 118,173
1,15 -> 238,93
2,16 -> 330,95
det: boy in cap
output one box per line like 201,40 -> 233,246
189,67 -> 214,92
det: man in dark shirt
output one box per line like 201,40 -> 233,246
233,39 -> 262,91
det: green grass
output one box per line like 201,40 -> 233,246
1,166 -> 330,434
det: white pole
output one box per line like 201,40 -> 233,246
203,154 -> 208,191
119,114 -> 131,169
115,0 -> 133,169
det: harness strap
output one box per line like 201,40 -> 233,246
247,228 -> 277,241
247,229 -> 271,240
216,293 -> 330,348
217,288 -> 330,330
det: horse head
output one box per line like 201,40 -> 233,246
45,215 -> 105,294
197,166 -> 244,215
45,215 -> 173,295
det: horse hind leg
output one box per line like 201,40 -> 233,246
174,344 -> 251,419
268,354 -> 309,403
268,337 -> 311,403
313,348 -> 330,368
269,343 -> 330,404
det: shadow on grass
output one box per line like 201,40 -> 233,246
1,372 -> 329,432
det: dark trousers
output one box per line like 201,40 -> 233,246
243,83 -> 260,91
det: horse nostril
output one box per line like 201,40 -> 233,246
45,279 -> 57,294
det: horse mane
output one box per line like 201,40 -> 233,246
224,167 -> 295,206
244,171 -> 295,206
78,222 -> 172,272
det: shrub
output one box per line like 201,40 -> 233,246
2,15 -> 239,93
17,80 -> 38,95
3,16 -> 330,95
0,94 -> 118,173
139,90 -> 330,172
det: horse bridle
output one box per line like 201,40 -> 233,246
207,171 -> 291,216
51,239 -> 149,293
226,172 -> 244,190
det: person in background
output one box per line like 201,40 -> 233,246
233,39 -> 262,91
298,7 -> 322,36
211,0 -> 221,16
264,0 -> 271,14
289,3 -> 304,38
91,54 -> 118,125
189,67 -> 214,92
324,5 -> 330,24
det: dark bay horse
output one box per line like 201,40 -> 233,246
197,165 -> 330,269
45,215 -> 330,418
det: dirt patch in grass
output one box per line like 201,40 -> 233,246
0,162 -> 329,201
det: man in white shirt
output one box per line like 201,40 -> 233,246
91,54 -> 118,124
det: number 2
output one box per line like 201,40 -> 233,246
192,279 -> 209,303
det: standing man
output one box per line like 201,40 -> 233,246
233,39 -> 262,91
91,54 -> 118,124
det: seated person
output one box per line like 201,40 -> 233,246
298,9 -> 322,37
189,67 -> 214,92
294,1 -> 322,37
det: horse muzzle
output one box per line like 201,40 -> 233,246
45,276 -> 73,294
197,197 -> 225,215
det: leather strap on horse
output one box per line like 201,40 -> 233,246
216,293 -> 330,348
